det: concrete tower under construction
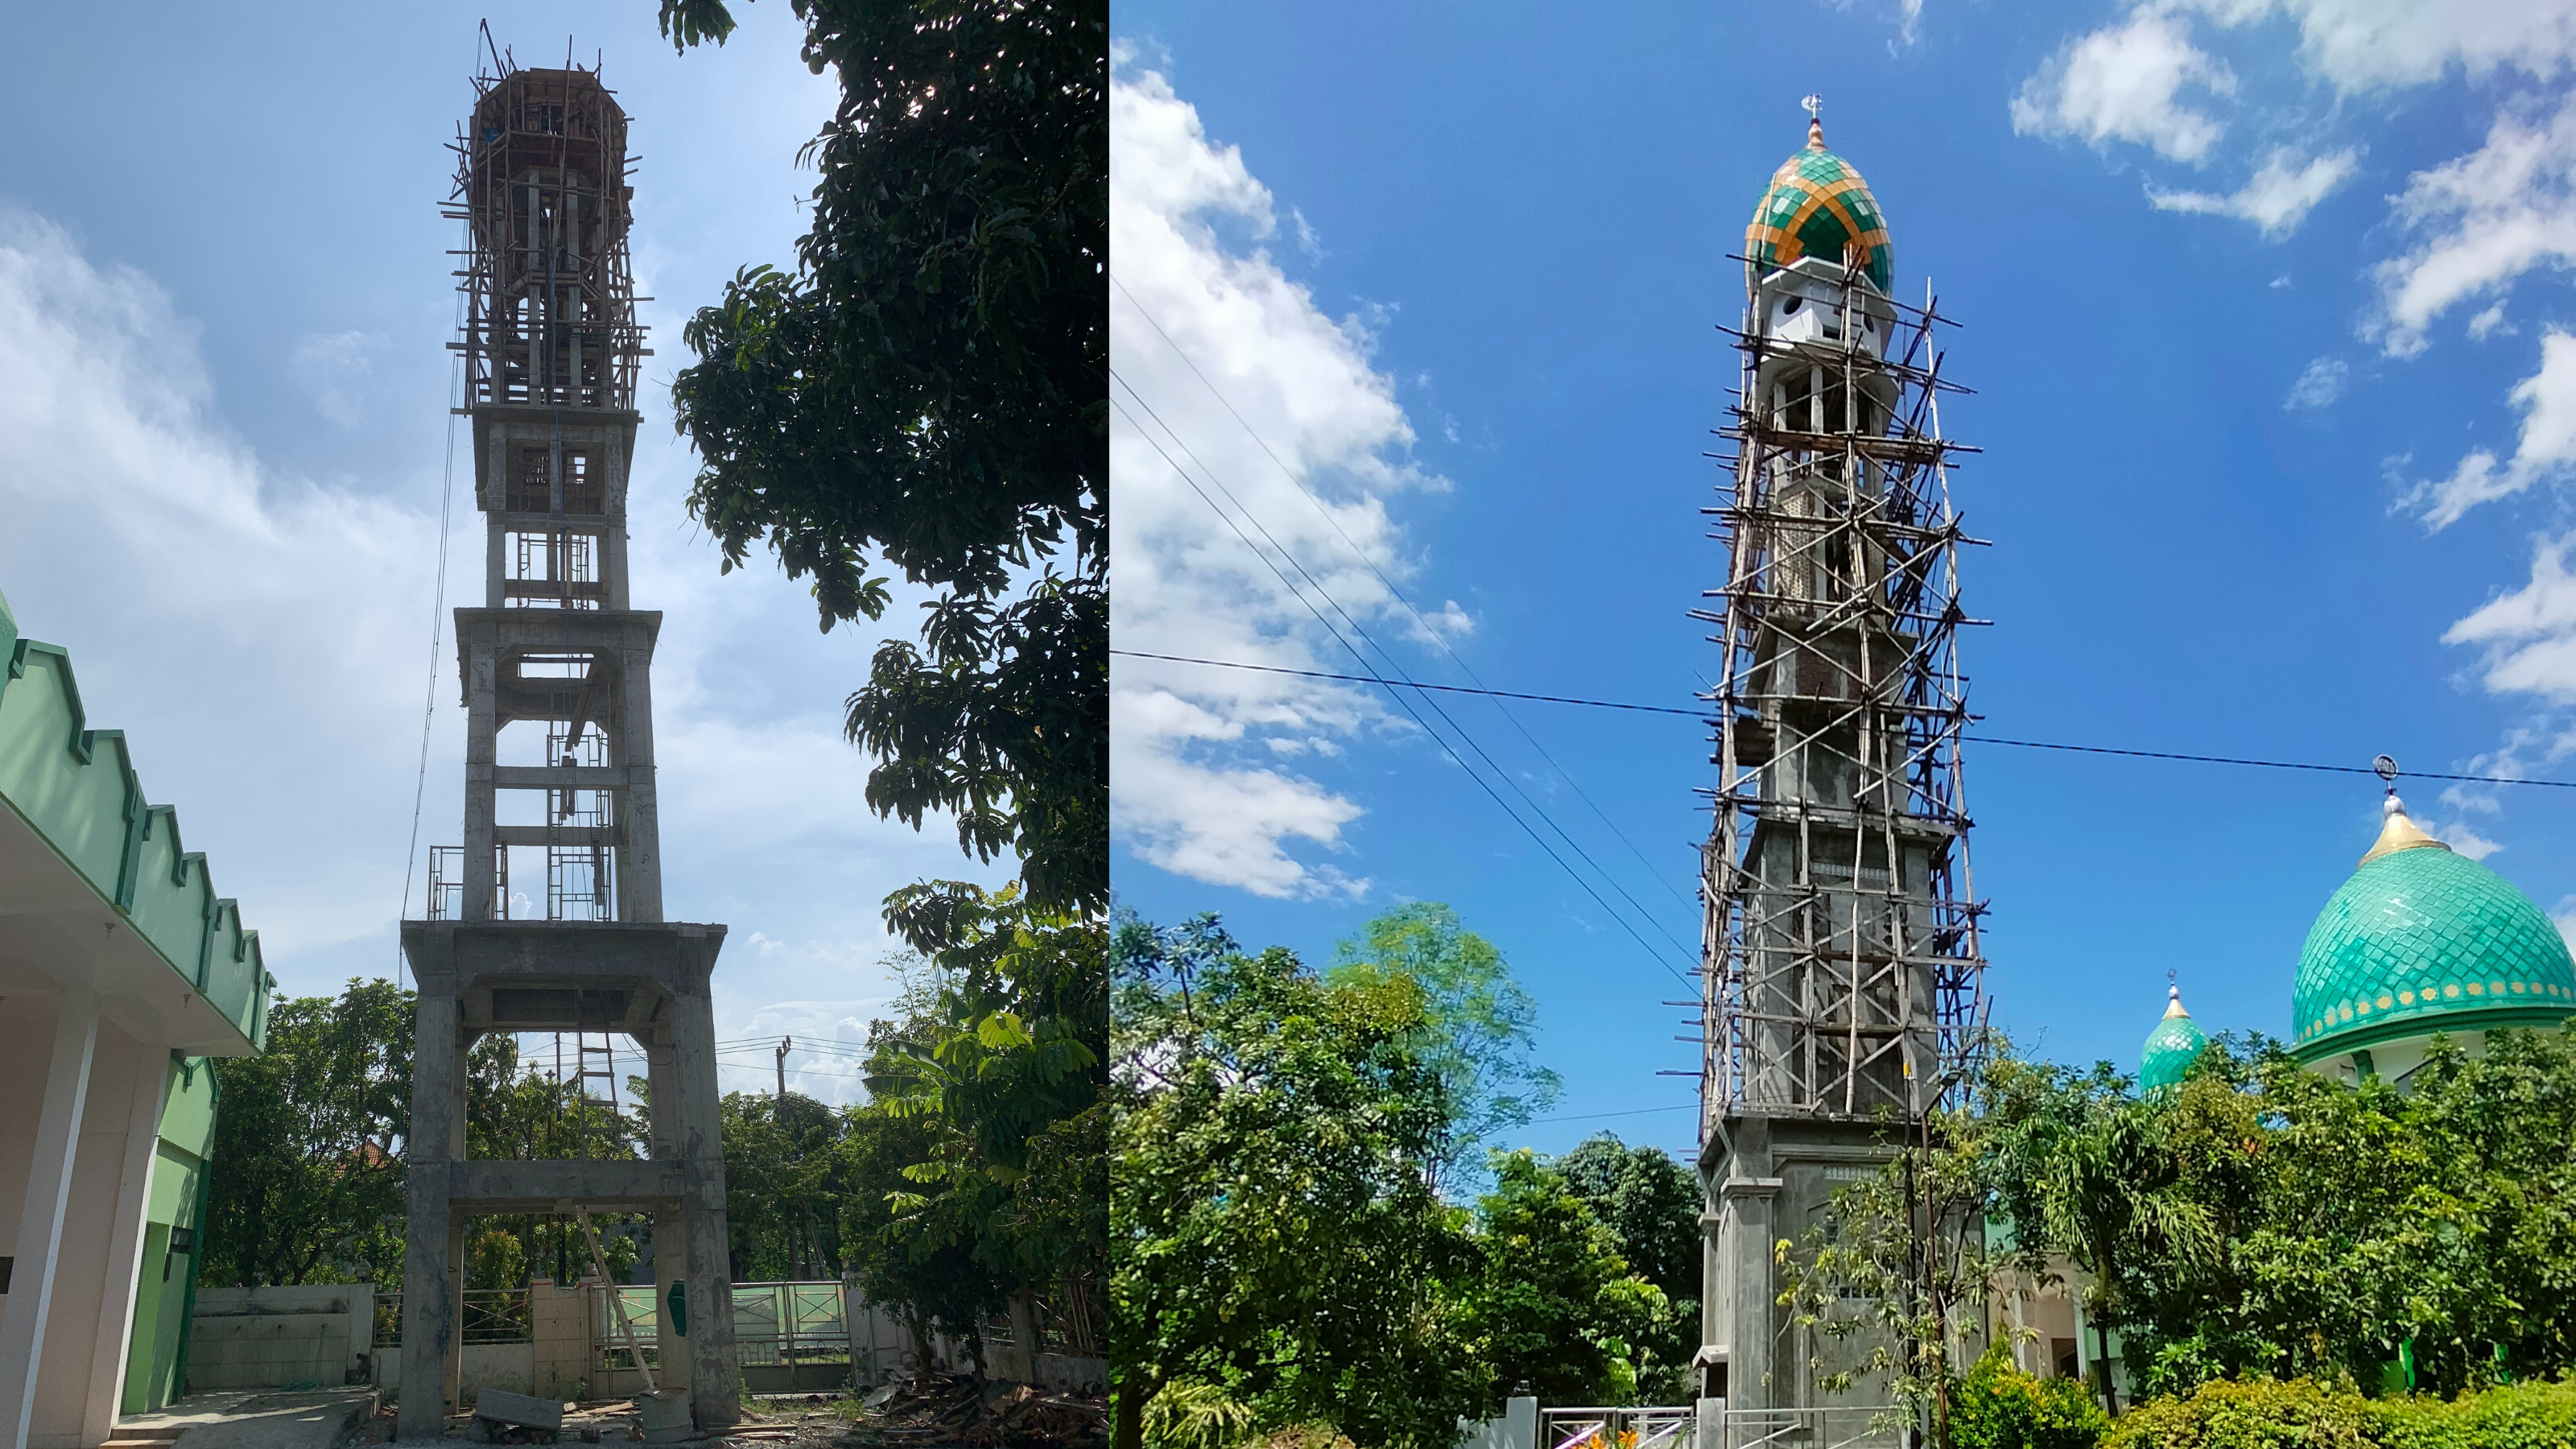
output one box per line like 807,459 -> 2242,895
1695,110 -> 1987,1417
397,56 -> 740,1434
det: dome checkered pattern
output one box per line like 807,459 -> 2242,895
1746,141 -> 1893,295
2293,844 -> 2576,1059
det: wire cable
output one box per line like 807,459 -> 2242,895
1117,649 -> 2576,791
1114,279 -> 1702,920
394,202 -> 476,988
1113,383 -> 1698,986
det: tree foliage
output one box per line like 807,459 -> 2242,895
1790,1025 -> 2576,1442
1111,912 -> 1484,1449
658,0 -> 1107,915
1112,906 -> 1686,1446
1326,903 -> 1562,1183
1554,1133 -> 1705,1402
1457,1150 -> 1666,1408
202,978 -> 412,1289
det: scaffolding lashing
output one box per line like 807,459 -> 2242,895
1699,255 -> 1988,1135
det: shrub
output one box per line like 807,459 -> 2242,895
2365,1380 -> 2576,1449
2102,1378 -> 2368,1449
1949,1346 -> 2107,1449
2101,1377 -> 2576,1449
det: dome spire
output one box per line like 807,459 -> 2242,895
2361,790 -> 2448,867
1802,93 -> 1826,149
2164,970 -> 2190,1019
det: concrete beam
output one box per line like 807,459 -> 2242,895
402,920 -> 724,991
444,1158 -> 683,1213
492,826 -> 616,848
493,766 -> 630,791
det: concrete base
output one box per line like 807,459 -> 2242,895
1702,1113 -> 1908,1412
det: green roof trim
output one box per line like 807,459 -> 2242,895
2293,843 -> 2576,1062
0,630 -> 268,1053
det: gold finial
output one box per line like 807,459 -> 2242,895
1802,93 -> 1825,148
2165,972 -> 2188,1018
2360,791 -> 2449,866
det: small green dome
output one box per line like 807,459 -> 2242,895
2293,799 -> 2576,1061
2140,986 -> 2208,1092
1746,121 -> 1893,295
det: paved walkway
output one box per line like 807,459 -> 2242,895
114,1389 -> 379,1448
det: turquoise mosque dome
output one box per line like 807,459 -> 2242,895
2140,984 -> 2209,1092
1745,118 -> 1894,295
2293,794 -> 2576,1064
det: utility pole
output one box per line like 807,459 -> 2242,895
775,1035 -> 791,1103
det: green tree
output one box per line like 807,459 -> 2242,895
658,0 -> 1106,917
202,979 -> 412,1288
1327,902 -> 1563,1182
1111,913 -> 1484,1449
720,1090 -> 850,1282
1554,1133 -> 1703,1402
1459,1150 -> 1666,1410
1984,1061 -> 2218,1417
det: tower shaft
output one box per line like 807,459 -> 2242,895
398,59 -> 738,1435
1695,253 -> 1986,1410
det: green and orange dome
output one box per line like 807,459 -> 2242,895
2293,796 -> 2576,1062
1746,119 -> 1893,295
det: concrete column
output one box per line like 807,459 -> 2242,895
1719,1174 -> 1781,1412
444,1220 -> 466,1415
0,989 -> 98,1449
617,625 -> 662,923
645,1035 -> 687,1391
397,991 -> 460,1440
485,520 -> 507,609
463,636 -> 500,921
78,1049 -> 171,1447
668,987 -> 737,1424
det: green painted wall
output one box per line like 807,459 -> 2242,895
0,636 -> 268,1051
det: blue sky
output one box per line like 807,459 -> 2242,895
0,5 -> 1001,1102
1108,1 -> 2576,1162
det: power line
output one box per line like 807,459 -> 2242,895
1527,1103 -> 1696,1125
1117,650 -> 2576,791
1112,377 -> 1697,987
1114,280 -> 1700,923
1108,366 -> 1696,965
1117,649 -> 1708,717
394,193 -> 477,988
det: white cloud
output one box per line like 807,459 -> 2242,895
2405,330 -> 2576,526
290,329 -> 382,428
2149,146 -> 2359,235
1111,54 -> 1451,901
2373,96 -> 2576,356
2470,303 -> 2515,340
2177,0 -> 2576,94
2446,529 -> 2576,697
2429,820 -> 2504,860
2012,12 -> 2238,163
2284,356 -> 2349,409
0,208 -> 967,1009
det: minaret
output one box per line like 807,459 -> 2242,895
2140,977 -> 2208,1092
1695,105 -> 1988,1410
398,56 -> 740,1434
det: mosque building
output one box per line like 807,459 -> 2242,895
2017,788 -> 2576,1399
2146,790 -> 2576,1092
